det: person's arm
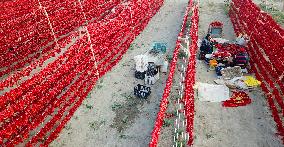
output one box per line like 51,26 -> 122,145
245,53 -> 249,62
200,40 -> 206,51
245,38 -> 250,46
233,55 -> 237,63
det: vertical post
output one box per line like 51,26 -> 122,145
282,0 -> 284,12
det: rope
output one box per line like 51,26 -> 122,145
37,0 -> 60,49
77,0 -> 100,77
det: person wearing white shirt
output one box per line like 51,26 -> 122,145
236,34 -> 249,47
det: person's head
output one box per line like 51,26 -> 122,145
243,34 -> 249,40
205,34 -> 211,40
240,48 -> 246,53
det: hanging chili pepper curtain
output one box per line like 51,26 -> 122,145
0,0 -> 164,145
228,0 -> 284,143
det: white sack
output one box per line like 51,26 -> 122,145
212,38 -> 230,44
134,55 -> 148,72
197,82 -> 230,102
160,61 -> 168,73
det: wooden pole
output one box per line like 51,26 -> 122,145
282,0 -> 284,12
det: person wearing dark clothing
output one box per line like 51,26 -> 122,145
199,34 -> 213,59
234,48 -> 249,68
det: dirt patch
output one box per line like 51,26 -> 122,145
89,120 -> 106,131
111,93 -> 146,133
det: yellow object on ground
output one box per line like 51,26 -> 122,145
209,59 -> 218,66
244,76 -> 261,87
209,59 -> 218,70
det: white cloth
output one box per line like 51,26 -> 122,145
236,37 -> 247,46
197,83 -> 230,102
160,61 -> 168,72
212,38 -> 229,44
205,54 -> 212,58
225,77 -> 248,90
134,55 -> 148,72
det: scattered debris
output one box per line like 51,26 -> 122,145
111,102 -> 123,111
221,66 -> 242,80
163,119 -> 174,127
85,104 -> 94,109
89,120 -> 106,131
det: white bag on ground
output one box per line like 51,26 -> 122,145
212,38 -> 229,44
134,55 -> 148,72
197,82 -> 230,102
160,60 -> 168,73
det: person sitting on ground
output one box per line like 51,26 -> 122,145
236,33 -> 249,47
199,34 -> 213,59
234,48 -> 249,68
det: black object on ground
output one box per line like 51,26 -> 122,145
134,84 -> 151,99
135,71 -> 146,79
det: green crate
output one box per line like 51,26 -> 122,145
152,42 -> 167,53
